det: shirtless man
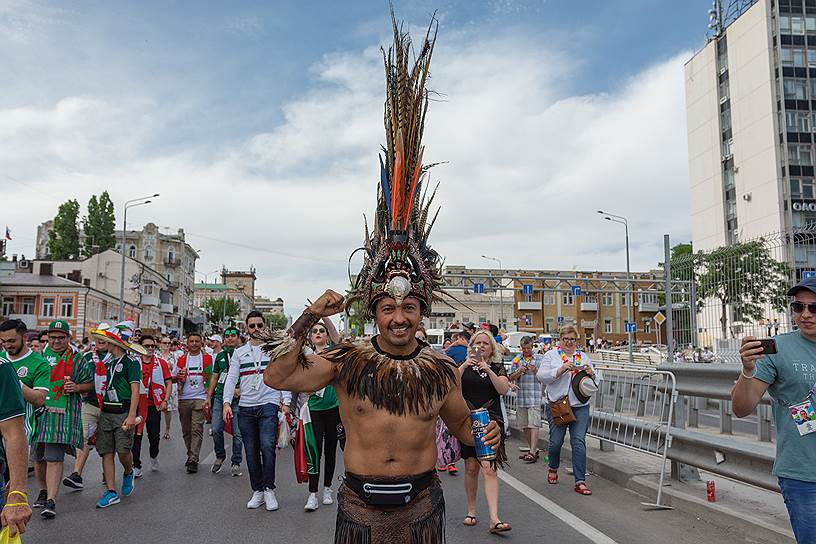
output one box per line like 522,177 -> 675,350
265,290 -> 500,543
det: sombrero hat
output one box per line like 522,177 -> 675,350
90,322 -> 147,356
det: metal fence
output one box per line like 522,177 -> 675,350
668,225 -> 816,362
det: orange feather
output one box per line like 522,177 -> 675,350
403,145 -> 424,228
392,130 -> 405,228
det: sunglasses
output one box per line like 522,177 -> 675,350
311,328 -> 327,334
561,338 -> 577,343
142,344 -> 156,349
247,323 -> 264,329
791,301 -> 816,314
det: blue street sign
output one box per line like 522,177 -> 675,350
625,322 -> 637,333
557,316 -> 565,325
522,284 -> 534,296
473,283 -> 485,294
571,285 -> 582,296
804,271 -> 816,279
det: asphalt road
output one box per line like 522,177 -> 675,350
25,422 -> 756,544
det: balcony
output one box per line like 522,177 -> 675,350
517,301 -> 540,311
164,256 -> 181,268
580,302 -> 598,312
580,320 -> 597,328
639,302 -> 659,313
168,281 -> 181,290
160,303 -> 174,314
141,294 -> 160,307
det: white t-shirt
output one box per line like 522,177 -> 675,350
178,353 -> 207,400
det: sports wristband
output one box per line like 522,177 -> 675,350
6,490 -> 27,501
3,502 -> 29,508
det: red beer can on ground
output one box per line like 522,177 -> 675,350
706,480 -> 716,502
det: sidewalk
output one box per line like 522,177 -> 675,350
508,420 -> 795,544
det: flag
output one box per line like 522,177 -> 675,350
4,226 -> 10,241
294,403 -> 319,483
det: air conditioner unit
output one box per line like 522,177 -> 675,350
18,260 -> 29,269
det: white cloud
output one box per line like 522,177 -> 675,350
0,24 -> 692,317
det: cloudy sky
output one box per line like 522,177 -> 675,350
1,0 -> 715,316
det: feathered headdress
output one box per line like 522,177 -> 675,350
346,8 -> 444,320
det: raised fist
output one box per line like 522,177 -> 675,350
308,289 -> 345,318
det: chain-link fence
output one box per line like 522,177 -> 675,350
669,224 -> 816,362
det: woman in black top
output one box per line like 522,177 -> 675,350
458,330 -> 512,534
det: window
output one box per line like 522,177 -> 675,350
524,293 -> 533,302
60,297 -> 73,317
42,297 -> 55,317
789,143 -> 814,165
781,15 -> 791,32
807,16 -> 816,32
1,297 -> 14,315
781,46 -> 793,65
791,178 -> 802,198
620,293 -> 630,306
601,292 -> 614,306
644,320 -> 652,334
545,318 -> 554,332
584,292 -> 597,304
562,292 -> 574,306
21,297 -> 34,315
787,111 -> 811,132
792,16 -> 805,34
144,245 -> 154,261
478,314 -> 487,324
463,315 -> 471,324
128,245 -> 137,258
604,319 -> 613,334
808,49 -> 816,66
784,79 -> 808,100
639,293 -> 658,305
542,292 -> 555,305
811,79 -> 816,101
794,48 -> 806,67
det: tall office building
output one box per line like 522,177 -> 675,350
685,0 -> 816,268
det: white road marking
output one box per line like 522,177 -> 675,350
498,470 -> 620,544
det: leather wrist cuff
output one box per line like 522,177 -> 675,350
289,310 -> 320,341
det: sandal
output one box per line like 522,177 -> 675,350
547,469 -> 558,484
574,482 -> 593,495
163,432 -> 170,440
489,521 -> 512,534
521,452 -> 537,464
463,515 -> 477,526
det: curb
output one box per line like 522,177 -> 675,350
509,427 -> 795,544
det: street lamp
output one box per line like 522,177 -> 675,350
481,255 -> 504,330
119,194 -> 159,321
597,210 -> 633,363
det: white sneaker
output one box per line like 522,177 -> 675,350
150,458 -> 159,472
133,467 -> 143,479
264,488 -> 278,511
322,487 -> 334,505
304,493 -> 319,511
247,490 -> 265,509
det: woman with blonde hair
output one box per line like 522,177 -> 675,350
537,324 -> 599,496
459,330 -> 512,534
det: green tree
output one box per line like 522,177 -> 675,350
205,297 -> 241,327
345,298 -> 367,336
264,313 -> 289,330
671,242 -> 693,262
83,191 -> 116,255
698,240 -> 791,337
48,199 -> 81,259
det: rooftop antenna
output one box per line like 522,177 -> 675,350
707,0 -> 758,40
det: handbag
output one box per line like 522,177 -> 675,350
549,396 -> 576,427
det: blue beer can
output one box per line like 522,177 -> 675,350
470,408 -> 496,461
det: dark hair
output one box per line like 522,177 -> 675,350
456,331 -> 471,342
0,319 -> 27,335
39,331 -> 49,341
139,334 -> 155,343
187,332 -> 203,341
488,324 -> 499,337
246,310 -> 265,324
520,336 -> 533,346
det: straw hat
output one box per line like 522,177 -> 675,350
90,322 -> 147,356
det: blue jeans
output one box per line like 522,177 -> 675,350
779,477 -> 816,544
238,403 -> 279,492
545,403 -> 590,483
212,399 -> 243,466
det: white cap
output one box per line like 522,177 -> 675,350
208,334 -> 223,343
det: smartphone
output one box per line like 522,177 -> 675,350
757,338 -> 777,355
469,346 -> 483,362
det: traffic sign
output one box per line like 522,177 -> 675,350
522,284 -> 534,296
653,311 -> 666,326
571,285 -> 582,296
804,271 -> 816,279
625,322 -> 637,333
473,283 -> 485,294
557,316 -> 565,325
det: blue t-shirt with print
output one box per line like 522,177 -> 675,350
754,331 -> 816,483
445,345 -> 468,364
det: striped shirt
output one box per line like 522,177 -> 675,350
223,343 -> 291,408
1,349 -> 51,443
33,349 -> 92,448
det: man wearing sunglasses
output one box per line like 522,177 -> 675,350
734,277 -> 816,544
223,312 -> 291,512
174,332 -> 213,474
205,327 -> 243,476
132,335 -> 172,476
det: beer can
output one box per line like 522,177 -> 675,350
706,480 -> 716,502
469,408 -> 496,461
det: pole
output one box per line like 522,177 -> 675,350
498,258 -> 504,330
119,205 -> 127,321
625,221 -> 633,364
664,234 -> 675,362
